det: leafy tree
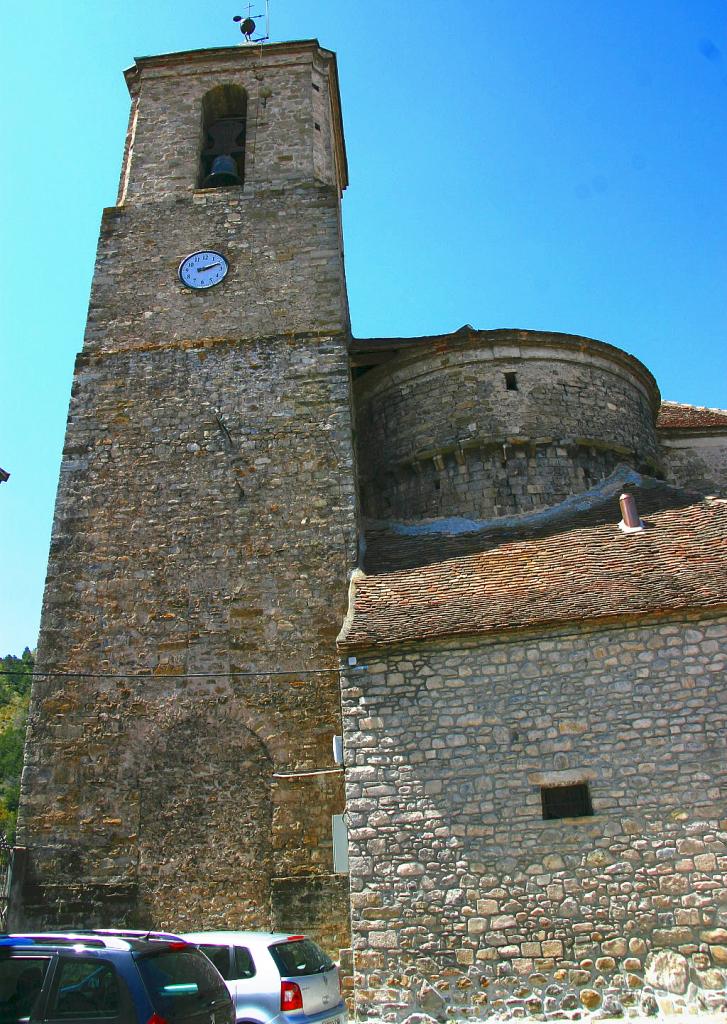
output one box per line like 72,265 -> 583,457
0,649 -> 34,842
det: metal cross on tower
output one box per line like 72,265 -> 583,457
233,0 -> 270,42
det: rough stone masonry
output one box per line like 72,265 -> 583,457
14,33 -> 727,1023
339,614 -> 727,1020
16,42 -> 357,954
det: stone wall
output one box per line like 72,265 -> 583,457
19,677 -> 349,941
340,614 -> 727,1019
360,441 -> 628,522
18,329 -> 356,946
16,41 -> 357,958
85,185 -> 349,354
661,435 -> 727,498
354,332 -> 660,522
272,875 -> 351,955
120,42 -> 346,205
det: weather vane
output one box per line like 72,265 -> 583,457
233,0 -> 270,43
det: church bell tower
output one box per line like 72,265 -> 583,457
16,40 -> 357,950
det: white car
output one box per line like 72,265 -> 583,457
182,931 -> 347,1024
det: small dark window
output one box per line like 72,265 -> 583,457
504,372 -> 518,391
541,782 -> 592,820
314,122 -> 321,131
198,944 -> 231,979
312,82 -> 320,92
233,946 -> 256,980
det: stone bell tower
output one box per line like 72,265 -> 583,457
16,41 -> 357,950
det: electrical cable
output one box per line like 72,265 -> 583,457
0,666 -> 345,681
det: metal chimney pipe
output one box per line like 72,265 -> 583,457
619,493 -> 642,529
619,493 -> 640,527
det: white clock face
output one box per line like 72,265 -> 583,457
178,250 -> 229,289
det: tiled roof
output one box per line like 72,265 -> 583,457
338,478 -> 727,651
657,401 -> 727,431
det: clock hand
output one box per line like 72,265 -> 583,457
197,262 -> 222,272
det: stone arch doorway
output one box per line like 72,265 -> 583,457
136,697 -> 273,930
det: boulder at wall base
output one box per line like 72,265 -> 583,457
644,950 -> 689,995
593,993 -> 624,1018
417,982 -> 447,1020
580,989 -> 602,1009
698,990 -> 727,1013
693,969 -> 725,990
640,991 -> 659,1016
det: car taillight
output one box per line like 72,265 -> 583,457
147,1015 -> 169,1024
281,980 -> 303,1012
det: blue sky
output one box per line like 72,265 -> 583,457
1,1 -> 726,655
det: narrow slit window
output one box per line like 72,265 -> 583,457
541,782 -> 592,820
504,372 -> 518,391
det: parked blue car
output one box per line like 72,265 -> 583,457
0,932 -> 234,1024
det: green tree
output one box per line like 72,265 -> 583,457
0,649 -> 34,842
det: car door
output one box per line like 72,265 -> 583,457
227,947 -> 258,1022
0,952 -> 53,1023
40,955 -> 134,1024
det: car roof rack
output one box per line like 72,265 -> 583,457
90,929 -> 184,941
2,933 -> 132,950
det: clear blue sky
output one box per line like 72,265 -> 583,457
1,1 -> 726,655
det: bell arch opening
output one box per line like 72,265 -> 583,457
199,84 -> 248,189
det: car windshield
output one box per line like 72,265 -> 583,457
136,948 -> 229,1021
268,940 -> 333,978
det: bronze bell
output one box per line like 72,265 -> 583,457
202,154 -> 242,189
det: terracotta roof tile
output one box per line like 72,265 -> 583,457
339,479 -> 727,651
657,401 -> 727,430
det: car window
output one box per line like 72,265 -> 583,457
136,948 -> 230,1022
268,940 -> 333,978
198,945 -> 231,980
232,948 -> 255,981
48,957 -> 121,1019
0,955 -> 51,1023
